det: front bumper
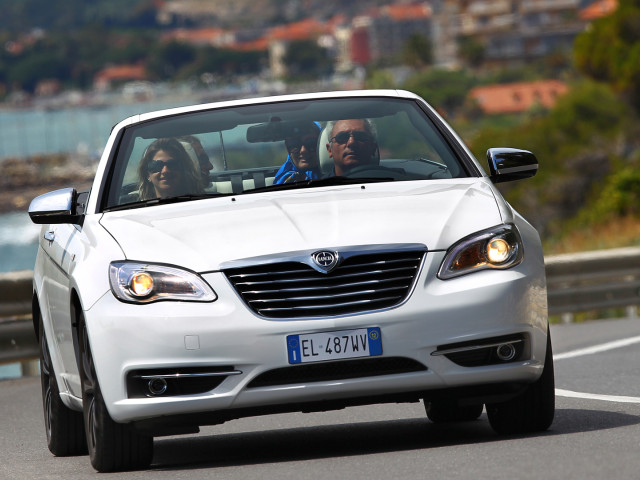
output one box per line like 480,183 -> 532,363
85,251 -> 548,423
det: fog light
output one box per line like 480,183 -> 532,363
147,377 -> 168,395
496,343 -> 516,361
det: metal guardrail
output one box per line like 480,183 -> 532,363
1,247 -> 639,366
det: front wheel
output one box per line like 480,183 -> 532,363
39,314 -> 87,456
78,315 -> 153,472
486,329 -> 555,434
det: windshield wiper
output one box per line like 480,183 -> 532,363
417,158 -> 449,171
243,176 -> 394,194
104,193 -> 232,212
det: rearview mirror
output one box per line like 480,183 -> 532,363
487,148 -> 538,184
28,188 -> 83,225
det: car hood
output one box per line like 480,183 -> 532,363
100,180 -> 504,272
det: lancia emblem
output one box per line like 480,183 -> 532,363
311,250 -> 339,273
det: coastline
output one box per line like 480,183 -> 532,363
0,153 -> 96,213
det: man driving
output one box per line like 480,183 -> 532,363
325,118 -> 378,176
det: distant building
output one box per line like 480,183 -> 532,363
579,0 -> 617,20
35,79 -> 62,97
343,3 -> 433,69
94,65 -> 148,91
469,79 -> 568,114
432,0 -> 591,68
267,18 -> 333,77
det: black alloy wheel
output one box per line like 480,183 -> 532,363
78,313 -> 153,472
39,313 -> 87,456
486,328 -> 555,434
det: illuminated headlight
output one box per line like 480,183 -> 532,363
438,224 -> 523,280
109,261 -> 217,304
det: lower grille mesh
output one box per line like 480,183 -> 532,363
247,357 -> 427,388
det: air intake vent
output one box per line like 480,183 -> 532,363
224,249 -> 425,319
248,357 -> 427,388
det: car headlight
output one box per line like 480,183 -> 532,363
109,261 -> 217,304
437,224 -> 524,280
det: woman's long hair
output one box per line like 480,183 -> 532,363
138,138 -> 202,200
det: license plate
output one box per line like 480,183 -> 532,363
287,327 -> 382,364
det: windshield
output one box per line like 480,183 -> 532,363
103,97 -> 471,211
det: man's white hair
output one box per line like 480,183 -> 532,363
325,118 -> 377,141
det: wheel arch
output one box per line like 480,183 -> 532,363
32,292 -> 41,340
70,289 -> 84,376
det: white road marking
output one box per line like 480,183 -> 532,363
553,334 -> 640,361
555,389 -> 640,404
553,335 -> 640,404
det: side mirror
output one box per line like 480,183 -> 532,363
28,188 -> 83,225
487,148 -> 538,184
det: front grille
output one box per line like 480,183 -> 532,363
224,250 -> 425,318
247,357 -> 427,388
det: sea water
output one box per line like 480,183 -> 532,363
0,211 -> 40,273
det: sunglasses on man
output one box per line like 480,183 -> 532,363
330,131 -> 373,145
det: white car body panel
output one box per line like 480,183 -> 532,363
30,89 -> 551,444
100,179 -> 501,271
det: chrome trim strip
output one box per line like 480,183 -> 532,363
135,370 -> 242,379
431,338 -> 523,356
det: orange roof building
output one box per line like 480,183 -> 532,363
268,18 -> 331,43
94,64 -> 147,90
579,0 -> 618,20
469,80 -> 568,115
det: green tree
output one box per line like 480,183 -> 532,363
365,69 -> 396,89
402,34 -> 432,68
574,0 -> 640,111
146,41 -> 197,80
283,40 -> 333,80
402,68 -> 476,116
457,35 -> 485,68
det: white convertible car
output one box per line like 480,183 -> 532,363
29,90 -> 553,472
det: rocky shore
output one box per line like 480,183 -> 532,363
0,154 -> 97,213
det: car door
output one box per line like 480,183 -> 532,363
40,222 -> 86,398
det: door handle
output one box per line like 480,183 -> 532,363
44,231 -> 55,245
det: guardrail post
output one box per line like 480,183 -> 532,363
627,306 -> 638,319
20,359 -> 39,377
561,313 -> 574,324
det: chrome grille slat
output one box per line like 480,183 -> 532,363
223,249 -> 425,318
233,266 -> 418,287
247,286 -> 409,305
260,296 -> 402,313
241,275 -> 414,294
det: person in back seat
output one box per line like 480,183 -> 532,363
178,135 -> 214,189
274,122 -> 321,184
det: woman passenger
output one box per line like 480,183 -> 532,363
138,138 -> 203,200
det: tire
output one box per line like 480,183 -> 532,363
486,329 -> 555,435
78,315 -> 153,472
425,401 -> 484,423
39,314 -> 87,456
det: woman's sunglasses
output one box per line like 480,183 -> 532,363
147,159 -> 180,174
330,131 -> 373,145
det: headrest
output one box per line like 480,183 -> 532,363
317,126 -> 333,175
179,140 -> 200,170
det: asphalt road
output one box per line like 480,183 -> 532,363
3,317 -> 640,480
